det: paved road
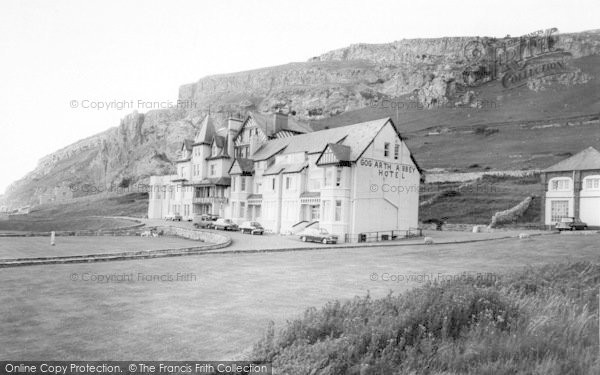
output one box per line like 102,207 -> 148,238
139,217 -> 545,252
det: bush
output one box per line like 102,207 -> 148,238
250,262 -> 600,374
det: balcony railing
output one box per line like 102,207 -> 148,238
300,197 -> 321,205
193,197 -> 228,204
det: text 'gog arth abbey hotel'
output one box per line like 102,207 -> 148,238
148,112 -> 421,242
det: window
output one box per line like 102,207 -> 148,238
384,142 -> 390,157
241,177 -> 246,191
255,182 -> 262,193
335,168 -> 342,187
584,176 -> 600,190
335,200 -> 342,221
232,177 -> 236,192
311,205 -> 320,220
550,200 -> 569,222
549,178 -> 571,191
325,168 -> 333,187
322,200 -> 331,221
212,143 -> 217,156
272,178 -> 276,190
169,187 -> 175,199
394,144 -> 400,160
239,202 -> 245,218
210,164 -> 216,176
285,176 -> 292,190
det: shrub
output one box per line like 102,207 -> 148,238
250,262 -> 600,374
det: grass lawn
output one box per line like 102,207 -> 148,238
0,236 -> 205,259
0,234 -> 599,360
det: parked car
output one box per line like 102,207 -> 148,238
193,218 -> 214,229
199,214 -> 219,221
165,213 -> 182,221
192,214 -> 219,229
298,227 -> 338,244
239,221 -> 264,235
555,217 -> 588,231
212,218 -> 239,231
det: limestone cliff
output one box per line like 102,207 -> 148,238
4,30 -> 600,206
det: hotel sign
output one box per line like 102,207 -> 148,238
359,157 -> 417,179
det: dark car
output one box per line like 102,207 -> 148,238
555,217 -> 588,231
212,218 -> 239,231
192,214 -> 219,229
239,221 -> 264,235
298,227 -> 338,244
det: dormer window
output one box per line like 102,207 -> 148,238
549,177 -> 571,191
212,143 -> 217,156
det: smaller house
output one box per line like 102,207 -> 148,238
541,147 -> 600,228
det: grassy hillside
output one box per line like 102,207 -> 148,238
419,175 -> 541,225
0,193 -> 147,232
251,261 -> 600,374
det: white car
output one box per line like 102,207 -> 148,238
165,213 -> 182,221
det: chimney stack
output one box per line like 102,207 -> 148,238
227,117 -> 243,157
273,111 -> 288,134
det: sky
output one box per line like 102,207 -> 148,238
0,0 -> 599,195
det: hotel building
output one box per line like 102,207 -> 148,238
148,113 -> 421,241
541,147 -> 600,228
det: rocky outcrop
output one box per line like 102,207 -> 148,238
4,30 -> 600,206
179,31 -> 600,117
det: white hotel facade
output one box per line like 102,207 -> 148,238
148,112 -> 421,242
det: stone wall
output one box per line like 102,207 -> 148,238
156,226 -> 231,245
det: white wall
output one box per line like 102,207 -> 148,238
580,189 -> 600,226
350,122 -> 420,234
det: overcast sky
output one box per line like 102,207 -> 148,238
0,0 -> 598,194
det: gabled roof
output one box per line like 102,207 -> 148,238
229,158 -> 255,175
248,112 -> 312,137
252,118 -> 391,161
213,135 -> 226,149
316,143 -> 352,165
194,115 -> 216,145
182,139 -> 194,151
206,135 -> 230,160
544,147 -> 600,172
